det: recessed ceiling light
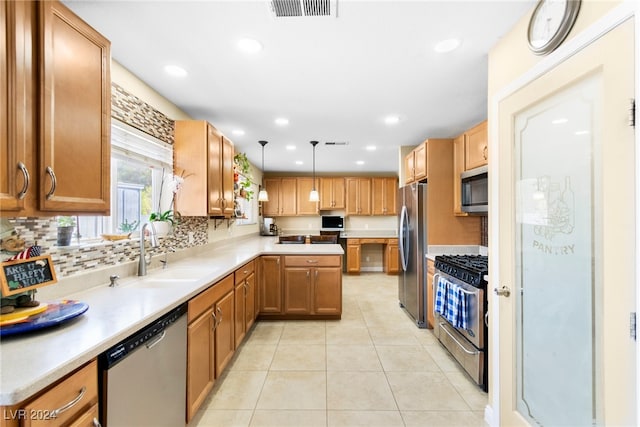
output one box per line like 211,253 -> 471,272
295,160 -> 304,165
356,160 -> 365,165
434,38 -> 461,53
384,115 -> 400,125
237,38 -> 263,54
286,145 -> 296,150
164,65 -> 187,77
575,130 -> 590,135
365,145 -> 377,151
231,129 -> 245,136
275,117 -> 289,126
552,118 -> 569,124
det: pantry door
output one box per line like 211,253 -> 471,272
497,18 -> 636,426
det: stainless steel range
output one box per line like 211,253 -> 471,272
433,254 -> 488,391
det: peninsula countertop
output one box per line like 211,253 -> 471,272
0,235 -> 343,405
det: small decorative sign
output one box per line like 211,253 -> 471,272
0,255 -> 57,297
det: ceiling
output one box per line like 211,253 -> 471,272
63,0 -> 535,174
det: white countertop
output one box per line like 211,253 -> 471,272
0,235 -> 343,405
425,245 -> 489,261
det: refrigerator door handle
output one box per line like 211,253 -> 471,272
399,205 -> 409,271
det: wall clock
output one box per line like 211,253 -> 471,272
527,0 -> 581,55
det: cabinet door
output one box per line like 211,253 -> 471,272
207,124 -> 224,217
319,177 -> 334,210
0,1 -> 33,213
404,152 -> 415,184
221,136 -> 235,217
279,177 -> 297,215
187,308 -> 215,422
283,267 -> 312,314
413,142 -> 427,181
214,290 -> 235,376
426,259 -> 435,329
313,267 -> 342,315
234,281 -> 246,349
262,178 -> 280,217
331,178 -> 345,209
39,1 -> 110,213
345,178 -> 371,215
452,134 -> 468,216
385,240 -> 399,275
372,177 -> 397,216
244,272 -> 256,331
465,120 -> 488,170
259,256 -> 282,313
346,241 -> 360,274
296,177 -> 318,215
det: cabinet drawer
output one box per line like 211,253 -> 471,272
386,238 -> 398,244
67,403 -> 99,427
359,238 -> 386,244
23,360 -> 98,427
284,255 -> 341,267
235,260 -> 255,285
188,274 -> 234,322
347,239 -> 360,245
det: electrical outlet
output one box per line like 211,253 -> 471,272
188,232 -> 194,244
365,256 -> 370,262
308,223 -> 312,229
365,224 -> 369,229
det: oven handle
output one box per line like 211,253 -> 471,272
439,321 -> 480,355
433,272 -> 478,297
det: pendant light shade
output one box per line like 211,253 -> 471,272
309,141 -> 320,202
258,140 -> 269,202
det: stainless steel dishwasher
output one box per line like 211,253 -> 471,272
100,303 -> 187,427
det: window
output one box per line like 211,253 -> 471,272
75,120 -> 173,241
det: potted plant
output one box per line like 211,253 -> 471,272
233,153 -> 255,202
149,209 -> 175,237
56,216 -> 76,246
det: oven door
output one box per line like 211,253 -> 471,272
433,271 -> 484,349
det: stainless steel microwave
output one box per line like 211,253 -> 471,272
461,165 -> 488,214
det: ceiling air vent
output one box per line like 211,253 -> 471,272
269,0 -> 337,18
324,141 -> 349,146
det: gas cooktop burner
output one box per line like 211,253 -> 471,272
434,255 -> 488,288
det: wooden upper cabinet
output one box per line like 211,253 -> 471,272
452,134 -> 467,216
371,177 -> 398,216
1,0 -> 111,215
345,177 -> 371,216
405,141 -> 427,184
413,142 -> 427,181
319,177 -> 345,210
39,1 -> 111,213
0,1 -> 32,213
464,120 -> 488,170
296,177 -> 318,215
262,177 -> 297,216
175,121 -> 234,217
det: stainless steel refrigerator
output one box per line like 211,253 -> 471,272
398,182 -> 427,328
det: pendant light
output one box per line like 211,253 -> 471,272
258,140 -> 269,202
309,141 -> 320,202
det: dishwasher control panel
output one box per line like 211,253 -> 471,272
101,303 -> 187,369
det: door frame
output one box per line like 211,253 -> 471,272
487,1 -> 640,426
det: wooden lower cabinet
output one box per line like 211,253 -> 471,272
234,260 -> 256,348
259,256 -> 282,314
186,274 -> 235,423
0,360 -> 99,427
282,256 -> 342,317
426,258 -> 435,329
384,239 -> 399,275
346,239 -> 361,274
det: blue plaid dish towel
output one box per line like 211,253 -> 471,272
445,282 -> 460,326
457,287 -> 468,330
435,277 -> 447,315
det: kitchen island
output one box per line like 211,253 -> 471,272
0,235 -> 343,408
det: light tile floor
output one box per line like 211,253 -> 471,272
189,273 -> 488,427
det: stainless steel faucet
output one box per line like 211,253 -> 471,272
138,222 -> 159,276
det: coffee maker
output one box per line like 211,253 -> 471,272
260,217 -> 278,236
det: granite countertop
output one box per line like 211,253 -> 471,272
0,235 -> 343,406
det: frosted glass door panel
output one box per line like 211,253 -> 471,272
514,73 -> 601,426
